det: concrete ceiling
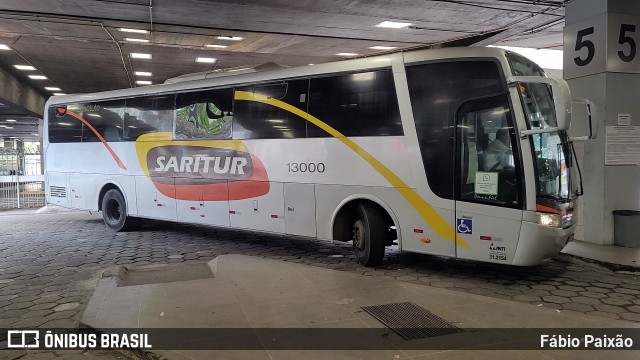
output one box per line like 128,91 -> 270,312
0,0 -> 566,140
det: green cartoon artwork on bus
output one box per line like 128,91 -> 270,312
175,101 -> 232,139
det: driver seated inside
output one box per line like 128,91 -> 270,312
483,128 -> 513,171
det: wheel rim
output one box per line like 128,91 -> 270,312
105,199 -> 122,224
353,219 -> 366,250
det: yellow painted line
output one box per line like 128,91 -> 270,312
234,90 -> 470,249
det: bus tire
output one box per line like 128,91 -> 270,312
352,203 -> 386,267
102,189 -> 140,232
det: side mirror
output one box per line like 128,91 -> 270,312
549,78 -> 572,132
507,76 -> 572,133
569,98 -> 598,140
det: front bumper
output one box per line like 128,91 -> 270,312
511,220 -> 576,266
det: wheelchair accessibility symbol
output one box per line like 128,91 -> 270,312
456,218 -> 473,234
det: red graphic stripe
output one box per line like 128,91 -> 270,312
65,110 -> 127,170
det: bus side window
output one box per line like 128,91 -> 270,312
124,95 -> 175,141
175,89 -> 233,140
307,70 -> 402,137
233,79 -> 308,139
406,60 -> 505,201
80,100 -> 125,142
48,105 -> 82,143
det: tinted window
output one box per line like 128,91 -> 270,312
406,60 -> 505,199
48,104 -> 82,143
233,80 -> 308,139
506,52 -> 545,76
457,96 -> 522,208
307,70 -> 401,137
124,95 -> 175,141
80,100 -> 125,142
175,88 -> 233,140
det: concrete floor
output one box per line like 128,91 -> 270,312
82,254 -> 639,360
563,240 -> 640,268
1,209 -> 640,359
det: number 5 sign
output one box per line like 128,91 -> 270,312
564,14 -> 640,79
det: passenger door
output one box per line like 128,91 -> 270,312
455,95 -> 523,264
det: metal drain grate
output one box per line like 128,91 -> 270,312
361,302 -> 463,340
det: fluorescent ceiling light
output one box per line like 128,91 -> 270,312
308,63 -> 314,66
336,53 -> 359,56
136,80 -> 152,85
14,65 -> 36,70
369,45 -> 397,50
374,21 -> 412,29
28,75 -> 47,80
124,38 -> 149,43
134,71 -> 152,76
53,93 -> 65,96
6,119 -> 17,122
45,87 -> 61,91
130,53 -> 152,59
0,44 -> 10,50
217,36 -> 243,41
119,28 -> 148,34
196,57 -> 217,63
228,68 -> 250,72
205,44 -> 228,49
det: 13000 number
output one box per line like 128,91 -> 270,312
286,162 -> 326,173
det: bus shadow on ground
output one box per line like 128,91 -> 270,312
107,217 -> 574,290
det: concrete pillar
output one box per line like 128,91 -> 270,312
564,0 -> 640,245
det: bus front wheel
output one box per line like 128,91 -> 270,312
352,203 -> 385,267
102,189 -> 140,232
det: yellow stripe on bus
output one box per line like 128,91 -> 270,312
234,90 -> 471,250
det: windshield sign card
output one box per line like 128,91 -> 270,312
475,172 -> 498,195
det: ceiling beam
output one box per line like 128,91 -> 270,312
0,66 -> 46,118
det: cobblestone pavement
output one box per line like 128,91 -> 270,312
1,211 -> 640,358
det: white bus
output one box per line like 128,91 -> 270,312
44,47 -> 583,267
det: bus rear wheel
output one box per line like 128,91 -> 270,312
102,189 -> 140,232
352,203 -> 386,267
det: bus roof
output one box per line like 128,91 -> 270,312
45,47 -> 511,108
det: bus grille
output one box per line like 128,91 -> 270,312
49,186 -> 67,198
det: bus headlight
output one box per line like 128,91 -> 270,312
561,212 -> 574,228
537,212 -> 561,227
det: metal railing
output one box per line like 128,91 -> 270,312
0,149 -> 45,209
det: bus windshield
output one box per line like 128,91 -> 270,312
508,53 -> 574,200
